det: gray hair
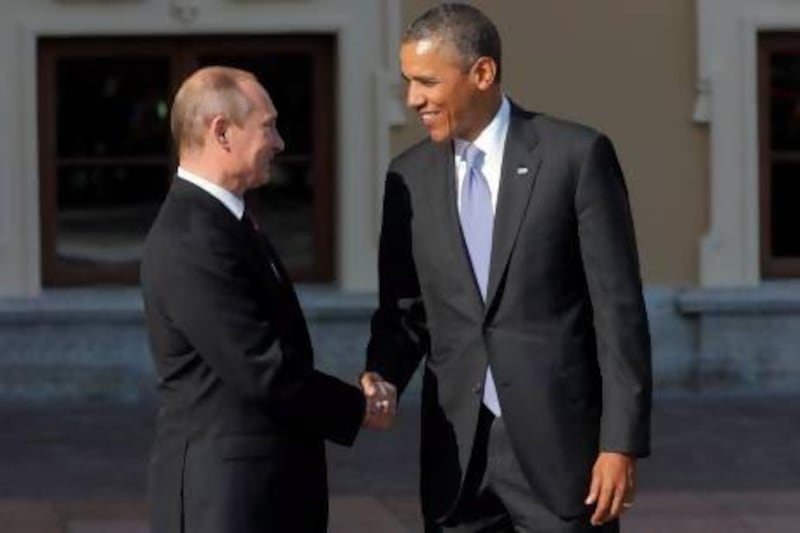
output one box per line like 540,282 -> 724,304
404,3 -> 502,83
170,66 -> 257,153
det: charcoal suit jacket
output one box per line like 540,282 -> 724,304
367,103 -> 652,527
142,177 -> 365,533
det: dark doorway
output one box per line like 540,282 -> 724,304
759,33 -> 800,277
38,35 -> 336,286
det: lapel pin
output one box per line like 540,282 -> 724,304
516,167 -> 529,175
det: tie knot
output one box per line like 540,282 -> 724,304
243,207 -> 261,232
462,144 -> 484,171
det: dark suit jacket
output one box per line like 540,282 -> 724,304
367,104 -> 652,525
141,178 -> 365,533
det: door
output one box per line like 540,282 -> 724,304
38,35 -> 336,286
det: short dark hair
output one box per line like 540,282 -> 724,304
404,3 -> 502,83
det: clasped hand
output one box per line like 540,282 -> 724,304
360,371 -> 397,429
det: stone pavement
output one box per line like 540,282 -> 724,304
0,393 -> 798,532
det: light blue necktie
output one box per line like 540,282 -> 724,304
459,144 -> 502,416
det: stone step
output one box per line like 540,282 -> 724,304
0,287 -> 383,403
4,284 -> 800,402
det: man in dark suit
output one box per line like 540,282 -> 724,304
363,4 -> 652,532
141,66 -> 395,533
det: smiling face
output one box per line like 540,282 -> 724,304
227,79 -> 285,192
400,38 -> 495,143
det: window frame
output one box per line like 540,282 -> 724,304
758,32 -> 800,277
38,35 -> 336,286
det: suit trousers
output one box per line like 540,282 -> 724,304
427,406 -> 620,533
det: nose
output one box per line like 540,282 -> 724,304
273,128 -> 285,154
406,82 -> 424,109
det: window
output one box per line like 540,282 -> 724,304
759,33 -> 800,277
38,36 -> 335,286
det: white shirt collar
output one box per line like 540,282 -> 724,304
453,96 -> 511,212
176,166 -> 245,221
454,95 -> 511,169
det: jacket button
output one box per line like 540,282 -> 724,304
472,382 -> 482,394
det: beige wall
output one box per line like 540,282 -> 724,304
392,0 -> 708,285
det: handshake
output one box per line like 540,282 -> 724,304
360,371 -> 397,430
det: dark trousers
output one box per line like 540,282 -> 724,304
426,406 -> 619,533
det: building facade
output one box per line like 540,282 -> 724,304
2,0 -> 800,396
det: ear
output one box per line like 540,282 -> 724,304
210,115 -> 231,150
472,57 -> 497,90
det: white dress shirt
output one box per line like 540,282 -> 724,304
453,96 -> 511,214
176,167 -> 245,221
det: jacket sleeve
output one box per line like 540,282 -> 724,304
161,236 -> 365,446
574,133 -> 652,457
366,168 -> 430,394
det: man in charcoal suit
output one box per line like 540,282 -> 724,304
141,66 -> 395,533
363,4 -> 652,532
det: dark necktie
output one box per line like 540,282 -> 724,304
242,209 -> 282,283
241,209 -> 313,354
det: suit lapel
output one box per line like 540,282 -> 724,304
485,107 -> 542,310
172,177 -> 314,354
172,177 -> 285,291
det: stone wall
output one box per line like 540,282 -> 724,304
1,287 -> 799,404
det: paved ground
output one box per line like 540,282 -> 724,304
0,393 -> 798,532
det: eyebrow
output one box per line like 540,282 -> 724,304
402,73 -> 438,83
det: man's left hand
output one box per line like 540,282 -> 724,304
584,452 -> 636,526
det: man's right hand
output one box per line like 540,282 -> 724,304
360,372 -> 397,429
